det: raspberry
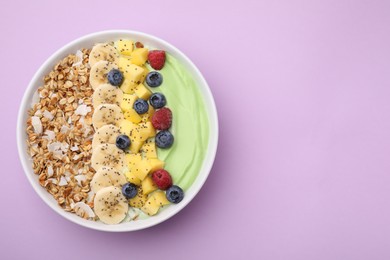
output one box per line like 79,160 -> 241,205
148,50 -> 166,70
152,169 -> 172,190
151,107 -> 172,130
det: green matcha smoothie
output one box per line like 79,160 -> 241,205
148,54 -> 209,190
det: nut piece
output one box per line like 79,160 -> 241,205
135,41 -> 144,48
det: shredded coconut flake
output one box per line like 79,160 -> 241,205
73,202 -> 95,218
87,191 -> 95,203
75,104 -> 91,116
74,175 -> 86,186
84,127 -> 92,138
42,130 -> 55,141
47,178 -> 58,185
60,125 -> 70,134
47,142 -> 69,158
47,166 -> 54,178
58,176 -> 68,186
70,145 -> 79,151
34,110 -> 42,116
31,90 -> 40,108
64,171 -> 71,182
31,116 -> 43,134
72,50 -> 83,67
43,110 -> 54,120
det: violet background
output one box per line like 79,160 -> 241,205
2,0 -> 390,259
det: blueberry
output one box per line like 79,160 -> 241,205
146,71 -> 163,87
116,134 -> 131,150
122,183 -> 137,199
149,93 -> 166,109
155,130 -> 174,148
166,185 -> 184,204
133,99 -> 149,114
107,69 -> 123,86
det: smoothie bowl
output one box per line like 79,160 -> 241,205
17,30 -> 218,232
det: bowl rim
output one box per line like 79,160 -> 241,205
16,30 -> 219,232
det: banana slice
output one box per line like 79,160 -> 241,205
94,186 -> 128,225
92,84 -> 123,107
89,61 -> 118,89
91,166 -> 127,193
91,143 -> 125,171
92,124 -> 121,150
89,43 -> 119,67
92,104 -> 124,130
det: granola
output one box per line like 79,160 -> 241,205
26,49 -> 96,219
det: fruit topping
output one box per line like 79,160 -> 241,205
90,61 -> 118,89
146,71 -> 163,87
148,50 -> 166,70
152,169 -> 173,190
94,186 -> 128,224
155,130 -> 174,148
131,48 -> 149,66
116,39 -> 134,56
107,69 -> 123,86
149,93 -> 166,109
133,98 -> 149,114
122,182 -> 138,199
116,134 -> 131,150
166,185 -> 184,204
151,107 -> 172,130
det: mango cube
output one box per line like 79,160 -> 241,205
132,160 -> 151,180
120,94 -> 142,123
150,190 -> 170,206
120,65 -> 145,94
125,153 -> 142,168
134,83 -> 152,99
120,94 -> 137,111
141,141 -> 157,159
141,196 -> 159,216
130,127 -> 146,144
129,186 -> 147,208
140,66 -> 149,83
119,120 -> 136,136
131,48 -> 149,66
141,176 -> 158,195
141,106 -> 155,123
126,64 -> 145,84
125,171 -> 141,186
137,121 -> 156,139
120,79 -> 138,94
116,39 -> 133,56
118,56 -> 131,71
141,190 -> 170,215
129,139 -> 144,154
124,109 -> 142,124
148,158 -> 165,172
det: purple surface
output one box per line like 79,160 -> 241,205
2,0 -> 390,259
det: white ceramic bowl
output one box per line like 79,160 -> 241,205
17,30 -> 218,232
